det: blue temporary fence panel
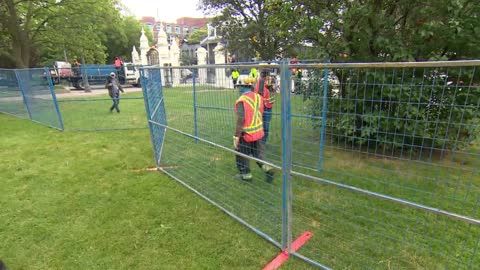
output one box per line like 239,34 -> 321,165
141,68 -> 167,165
0,68 -> 29,118
141,61 -> 480,269
14,68 -> 63,130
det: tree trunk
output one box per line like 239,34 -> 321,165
4,0 -> 31,68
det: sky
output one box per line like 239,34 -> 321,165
121,0 -> 209,22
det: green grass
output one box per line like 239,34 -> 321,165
2,84 -> 479,269
0,114 -> 315,270
57,92 -> 147,131
155,86 -> 480,269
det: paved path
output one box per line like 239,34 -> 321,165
56,86 -> 143,98
0,86 -> 142,102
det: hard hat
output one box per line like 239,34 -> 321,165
245,77 -> 256,84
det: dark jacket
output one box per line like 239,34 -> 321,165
105,77 -> 124,97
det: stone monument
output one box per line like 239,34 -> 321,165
132,24 -> 181,87
196,47 -> 207,84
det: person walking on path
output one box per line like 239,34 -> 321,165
233,85 -> 275,182
105,72 -> 124,113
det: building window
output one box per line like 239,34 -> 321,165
145,23 -> 153,32
175,26 -> 180,34
166,25 -> 171,33
156,24 -> 162,31
192,27 -> 199,32
183,26 -> 189,34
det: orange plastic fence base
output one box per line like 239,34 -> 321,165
262,231 -> 313,270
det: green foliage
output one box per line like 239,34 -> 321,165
187,27 -> 208,44
102,16 -> 154,63
179,50 -> 197,66
200,0 -> 297,60
246,0 -> 480,61
0,0 -> 151,67
304,68 -> 479,153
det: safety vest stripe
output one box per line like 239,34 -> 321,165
241,96 -> 255,109
239,94 -> 263,134
251,94 -> 260,127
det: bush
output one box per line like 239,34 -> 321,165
305,68 -> 479,155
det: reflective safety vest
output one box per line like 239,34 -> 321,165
232,70 -> 240,79
235,91 -> 264,142
249,68 -> 258,79
253,78 -> 275,109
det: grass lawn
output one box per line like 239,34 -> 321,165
154,85 -> 480,269
0,114 -> 315,270
2,82 -> 479,269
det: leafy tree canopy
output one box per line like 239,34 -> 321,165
200,0 -> 297,61
201,0 -> 480,62
187,27 -> 208,44
0,0 -> 153,68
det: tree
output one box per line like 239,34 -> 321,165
187,27 -> 208,44
180,50 -> 198,66
103,16 -> 154,63
292,0 -> 480,153
270,0 -> 480,61
0,0 -> 99,67
0,0 -> 150,68
200,0 -> 298,61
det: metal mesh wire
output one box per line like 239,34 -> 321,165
141,62 -> 480,269
290,64 -> 480,269
14,68 -> 63,130
0,68 -> 28,118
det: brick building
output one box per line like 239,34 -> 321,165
140,16 -> 209,41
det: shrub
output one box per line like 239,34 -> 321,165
305,67 -> 479,155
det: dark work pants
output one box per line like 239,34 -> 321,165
110,94 -> 120,112
262,107 -> 273,143
236,137 -> 263,174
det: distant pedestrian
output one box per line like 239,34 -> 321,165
105,72 -> 124,113
231,69 -> 239,88
114,57 -> 123,75
72,59 -> 81,76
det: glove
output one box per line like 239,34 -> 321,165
233,136 -> 240,150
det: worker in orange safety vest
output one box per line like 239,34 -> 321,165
233,86 -> 275,182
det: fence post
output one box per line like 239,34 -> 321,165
193,68 -> 198,143
280,60 -> 293,252
44,67 -> 65,131
140,68 -> 159,166
14,69 -> 33,120
318,65 -> 330,171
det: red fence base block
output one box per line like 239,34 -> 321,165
262,231 -> 313,270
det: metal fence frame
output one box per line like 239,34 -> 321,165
140,60 -> 480,269
0,68 -> 64,130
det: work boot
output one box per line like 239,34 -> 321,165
261,164 -> 275,183
234,173 -> 252,181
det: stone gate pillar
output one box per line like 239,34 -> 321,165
196,47 -> 207,84
214,43 -> 228,88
